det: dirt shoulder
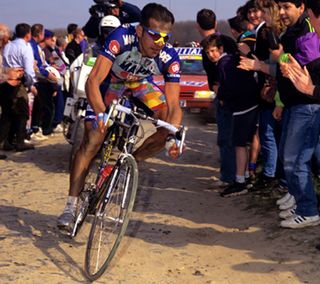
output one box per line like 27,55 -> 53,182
0,113 -> 320,284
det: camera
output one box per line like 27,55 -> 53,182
89,0 -> 119,17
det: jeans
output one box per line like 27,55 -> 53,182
259,108 -> 278,177
280,104 -> 320,217
216,100 -> 236,183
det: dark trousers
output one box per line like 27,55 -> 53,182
0,82 -> 29,145
31,81 -> 56,135
53,86 -> 64,126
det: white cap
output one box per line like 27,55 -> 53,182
99,15 -> 121,29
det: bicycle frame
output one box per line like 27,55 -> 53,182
106,99 -> 187,155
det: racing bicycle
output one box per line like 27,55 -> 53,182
74,97 -> 187,281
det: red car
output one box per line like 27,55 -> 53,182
154,47 -> 215,118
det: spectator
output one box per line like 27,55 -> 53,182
66,23 -> 78,43
42,30 -> 65,133
228,15 -> 256,52
30,23 -> 58,138
0,23 -> 11,159
65,28 -> 85,65
66,23 -> 88,54
0,23 -> 10,81
1,23 -> 35,151
196,8 -> 237,188
202,34 -> 260,197
276,0 -> 320,228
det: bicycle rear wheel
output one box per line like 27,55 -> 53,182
84,155 -> 138,281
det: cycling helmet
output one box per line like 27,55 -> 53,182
100,15 -> 121,28
99,15 -> 121,35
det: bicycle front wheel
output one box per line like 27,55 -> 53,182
84,155 -> 138,281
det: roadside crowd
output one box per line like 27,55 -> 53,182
198,0 -> 320,230
0,1 -> 141,162
1,0 -> 320,232
0,22 -> 87,156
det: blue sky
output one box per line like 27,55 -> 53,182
0,0 -> 245,30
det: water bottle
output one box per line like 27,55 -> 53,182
96,165 -> 113,189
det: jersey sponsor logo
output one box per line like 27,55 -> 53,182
168,61 -> 180,74
119,61 -> 150,76
120,71 -> 140,81
180,81 -> 206,87
122,34 -> 135,45
175,47 -> 202,55
159,50 -> 172,63
109,40 -> 120,55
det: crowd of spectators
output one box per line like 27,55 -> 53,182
198,0 -> 320,229
0,22 -> 76,160
0,0 -> 140,160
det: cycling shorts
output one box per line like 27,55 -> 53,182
85,79 -> 166,122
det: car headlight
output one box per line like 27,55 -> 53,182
194,90 -> 215,99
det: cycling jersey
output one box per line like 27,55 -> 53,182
100,24 -> 181,83
85,24 -> 181,121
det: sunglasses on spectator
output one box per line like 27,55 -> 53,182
142,26 -> 171,44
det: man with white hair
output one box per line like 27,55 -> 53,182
0,23 -> 10,159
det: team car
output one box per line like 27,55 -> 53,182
154,47 -> 215,118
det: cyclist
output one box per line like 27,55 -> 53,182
57,3 -> 182,232
92,15 -> 121,56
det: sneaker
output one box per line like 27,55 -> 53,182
220,182 -> 248,197
252,174 -> 275,190
212,180 -> 230,188
53,124 -> 64,134
274,184 -> 288,193
280,214 -> 320,229
245,174 -> 257,189
279,206 -> 297,219
31,132 -> 49,141
57,212 -> 75,233
279,195 -> 296,210
276,192 -> 292,206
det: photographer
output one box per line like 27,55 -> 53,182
83,0 -> 141,38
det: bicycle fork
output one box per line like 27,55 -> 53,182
98,155 -> 133,224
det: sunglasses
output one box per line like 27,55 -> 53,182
143,26 -> 171,45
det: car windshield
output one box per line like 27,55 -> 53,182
180,59 -> 206,75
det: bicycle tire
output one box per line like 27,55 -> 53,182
84,154 -> 138,281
